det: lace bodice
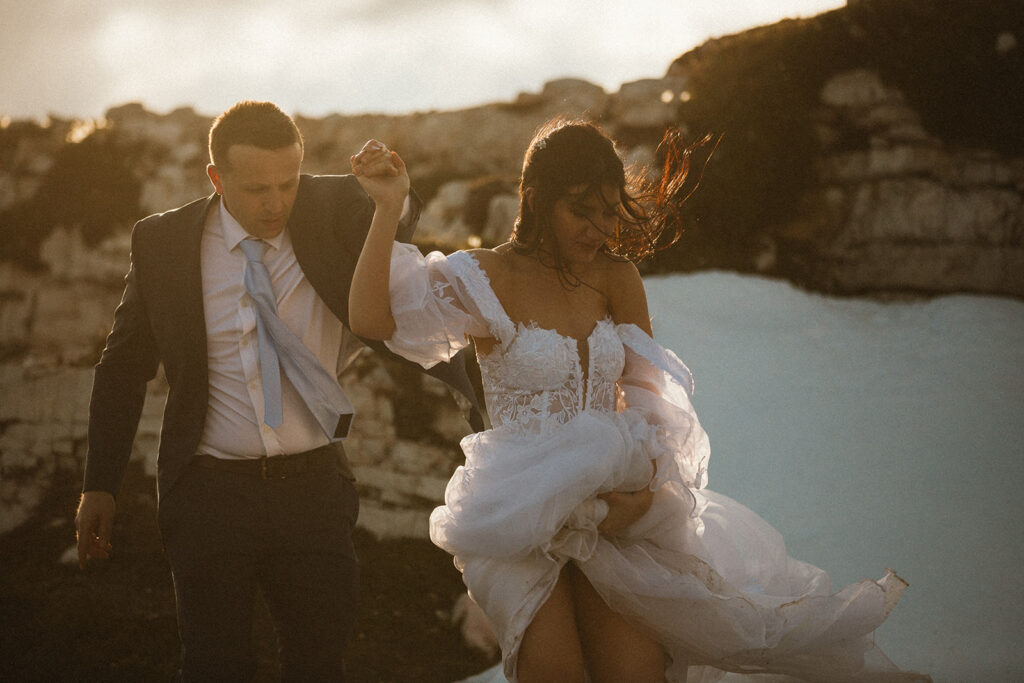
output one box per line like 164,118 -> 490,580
384,241 -> 708,491
477,318 -> 624,433
410,249 -> 625,431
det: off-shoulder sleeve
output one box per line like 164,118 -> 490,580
384,241 -> 492,368
616,323 -> 710,493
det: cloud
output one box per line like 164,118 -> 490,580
1,0 -> 845,120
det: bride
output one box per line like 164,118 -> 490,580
347,120 -> 929,682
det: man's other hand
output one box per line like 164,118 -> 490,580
75,491 -> 116,569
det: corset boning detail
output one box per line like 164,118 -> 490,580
478,318 -> 625,434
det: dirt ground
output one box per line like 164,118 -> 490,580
0,461 -> 497,682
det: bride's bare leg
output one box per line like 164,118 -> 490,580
569,563 -> 668,682
517,565 -> 586,683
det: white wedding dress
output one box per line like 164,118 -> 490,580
383,242 -> 928,682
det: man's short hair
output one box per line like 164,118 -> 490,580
208,101 -> 304,170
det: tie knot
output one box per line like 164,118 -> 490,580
241,238 -> 268,263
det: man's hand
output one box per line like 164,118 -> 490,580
350,139 -> 409,212
597,488 -> 655,537
75,491 -> 116,569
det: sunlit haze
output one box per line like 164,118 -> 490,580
2,0 -> 845,120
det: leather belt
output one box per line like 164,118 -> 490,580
191,443 -> 351,480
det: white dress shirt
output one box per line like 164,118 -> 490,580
196,198 -> 347,459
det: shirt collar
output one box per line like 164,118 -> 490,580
217,196 -> 286,253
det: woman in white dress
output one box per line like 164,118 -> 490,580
347,121 -> 929,683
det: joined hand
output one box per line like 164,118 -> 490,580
350,139 -> 409,210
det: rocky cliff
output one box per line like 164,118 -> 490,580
1,0 -> 1021,539
659,0 -> 1023,296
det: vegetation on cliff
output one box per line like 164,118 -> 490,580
658,0 -> 1023,275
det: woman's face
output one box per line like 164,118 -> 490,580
548,183 -> 621,265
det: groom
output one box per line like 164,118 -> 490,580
74,100 -> 480,681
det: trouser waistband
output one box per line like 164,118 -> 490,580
191,442 -> 353,480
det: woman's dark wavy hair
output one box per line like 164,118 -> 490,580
511,118 -> 714,280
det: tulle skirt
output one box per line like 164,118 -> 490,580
432,411 -> 928,682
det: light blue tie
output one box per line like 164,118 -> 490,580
240,238 -> 355,439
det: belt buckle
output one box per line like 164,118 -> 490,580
260,457 -> 269,480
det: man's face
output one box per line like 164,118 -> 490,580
207,142 -> 302,239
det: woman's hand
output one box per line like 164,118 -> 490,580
350,140 -> 409,212
597,488 -> 655,537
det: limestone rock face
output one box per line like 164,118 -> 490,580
0,365 -> 95,535
0,119 -> 70,211
418,181 -> 474,247
536,78 -> 609,115
297,79 -> 608,188
482,194 -> 519,247
784,69 -> 1024,296
138,156 -> 208,218
0,254 -> 123,366
610,77 -> 689,130
38,226 -> 131,284
104,103 -> 212,215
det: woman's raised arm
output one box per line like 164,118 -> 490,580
348,140 -> 408,340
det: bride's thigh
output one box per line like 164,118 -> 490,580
517,565 -> 586,683
569,563 -> 668,683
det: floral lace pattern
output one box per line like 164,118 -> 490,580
448,253 -> 625,435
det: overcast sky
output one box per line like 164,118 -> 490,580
2,0 -> 844,121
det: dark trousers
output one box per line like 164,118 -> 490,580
158,454 -> 360,682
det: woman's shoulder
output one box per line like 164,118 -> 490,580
463,245 -> 506,263
597,254 -> 651,332
596,252 -> 643,288
468,242 -> 515,260
462,244 -> 516,282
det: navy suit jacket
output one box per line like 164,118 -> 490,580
84,174 -> 481,500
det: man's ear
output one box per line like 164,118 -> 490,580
207,164 -> 224,195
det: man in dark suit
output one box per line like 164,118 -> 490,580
74,100 -> 479,681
